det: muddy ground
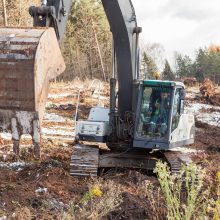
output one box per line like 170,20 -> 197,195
0,80 -> 220,220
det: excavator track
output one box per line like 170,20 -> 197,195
70,144 -> 99,177
164,151 -> 191,175
70,144 -> 158,177
164,151 -> 199,197
70,145 -> 196,179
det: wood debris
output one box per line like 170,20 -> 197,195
183,77 -> 197,87
199,78 -> 216,98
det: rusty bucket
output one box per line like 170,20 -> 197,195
0,27 -> 65,157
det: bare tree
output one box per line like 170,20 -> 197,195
2,0 -> 8,26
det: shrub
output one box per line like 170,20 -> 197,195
154,161 -> 210,220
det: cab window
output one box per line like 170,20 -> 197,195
171,88 -> 181,131
137,86 -> 171,138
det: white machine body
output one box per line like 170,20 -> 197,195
76,107 -> 110,142
170,113 -> 195,146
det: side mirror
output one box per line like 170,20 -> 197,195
180,89 -> 185,100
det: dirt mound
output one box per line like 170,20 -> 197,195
0,160 -> 86,215
192,121 -> 220,151
1,160 -> 161,219
209,93 -> 220,106
0,168 -> 17,183
192,92 -> 220,106
103,170 -> 161,219
110,192 -> 149,219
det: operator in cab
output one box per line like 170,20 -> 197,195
147,91 -> 170,136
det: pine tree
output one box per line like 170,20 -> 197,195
162,59 -> 175,80
174,53 -> 194,78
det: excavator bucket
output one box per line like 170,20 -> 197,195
0,27 -> 65,157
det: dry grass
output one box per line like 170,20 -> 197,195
153,161 -> 219,220
5,0 -> 35,27
60,179 -> 123,220
138,180 -> 167,219
12,207 -> 32,220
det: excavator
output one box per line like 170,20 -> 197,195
0,0 -> 195,176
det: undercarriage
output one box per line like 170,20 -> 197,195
70,144 -> 192,177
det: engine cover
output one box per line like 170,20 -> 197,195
75,107 -> 109,142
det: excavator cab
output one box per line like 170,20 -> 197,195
137,83 -> 171,138
133,80 -> 195,150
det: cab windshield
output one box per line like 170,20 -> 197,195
137,86 -> 172,138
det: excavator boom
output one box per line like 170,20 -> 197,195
30,0 -> 141,117
0,0 -> 141,156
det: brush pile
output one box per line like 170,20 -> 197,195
199,78 -> 215,98
183,77 -> 197,87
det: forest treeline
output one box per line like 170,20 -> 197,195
1,0 -> 112,81
1,0 -> 220,83
174,46 -> 220,83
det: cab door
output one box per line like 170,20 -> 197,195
170,87 -> 195,147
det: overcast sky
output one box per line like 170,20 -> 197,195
132,0 -> 220,63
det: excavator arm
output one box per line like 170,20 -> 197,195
29,0 -> 141,117
0,0 -> 142,156
101,0 -> 141,116
29,0 -> 72,41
